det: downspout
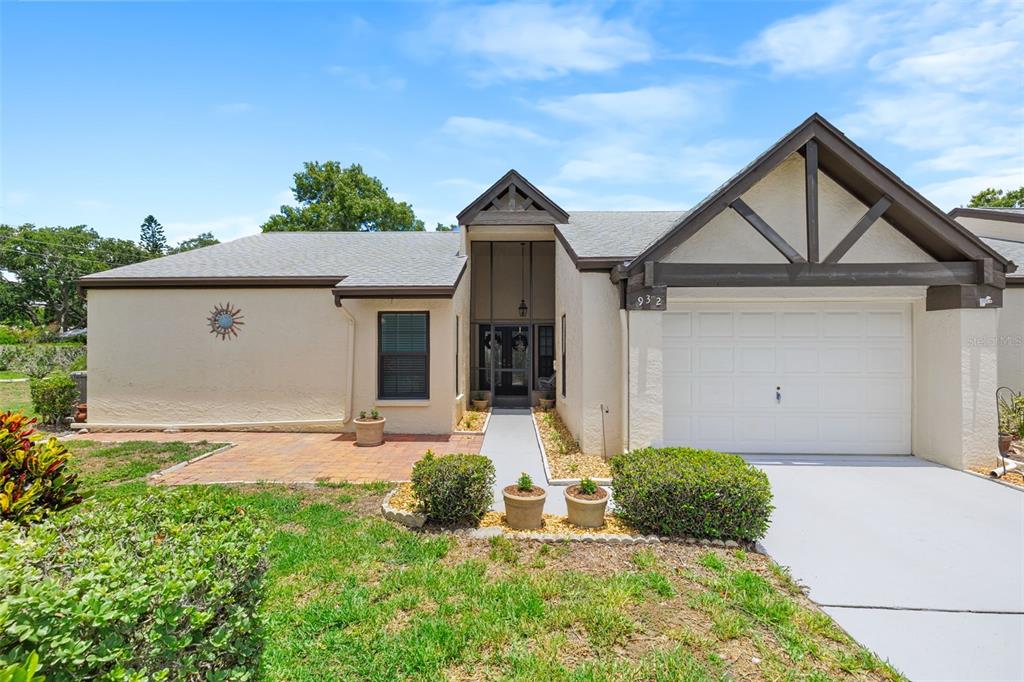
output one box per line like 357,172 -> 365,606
335,296 -> 356,425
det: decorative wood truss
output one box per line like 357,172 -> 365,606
612,114 -> 1014,310
457,169 -> 569,227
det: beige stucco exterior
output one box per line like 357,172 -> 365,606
87,284 -> 466,435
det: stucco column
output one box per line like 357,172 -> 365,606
627,310 -> 663,450
913,302 -> 999,469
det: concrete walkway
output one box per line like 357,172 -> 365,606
482,408 -> 568,514
749,455 -> 1024,682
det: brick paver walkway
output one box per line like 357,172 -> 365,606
66,431 -> 483,485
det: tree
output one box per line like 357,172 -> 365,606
169,232 -> 219,254
434,223 -> 458,232
968,187 -> 1024,208
139,215 -> 167,255
0,224 -> 149,330
262,162 -> 425,232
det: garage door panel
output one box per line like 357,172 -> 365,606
662,302 -> 912,455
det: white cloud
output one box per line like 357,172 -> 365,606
537,83 -> 725,126
442,116 -> 550,144
163,190 -> 293,243
424,2 -> 650,80
740,3 -> 883,74
923,168 -> 1024,211
325,65 -> 405,92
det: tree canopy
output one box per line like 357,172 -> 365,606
0,224 -> 149,330
262,162 -> 425,232
139,215 -> 167,255
169,232 -> 219,254
968,186 -> 1024,208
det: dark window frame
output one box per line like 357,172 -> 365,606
377,311 -> 430,400
560,314 -> 566,397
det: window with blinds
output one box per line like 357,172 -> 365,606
378,312 -> 429,399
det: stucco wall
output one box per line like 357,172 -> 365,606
955,214 -> 1024,242
912,302 -> 999,469
663,153 -> 932,264
88,287 -> 462,434
88,288 -> 351,430
626,310 -> 663,450
554,240 -> 583,440
996,288 -> 1024,391
579,271 -> 624,456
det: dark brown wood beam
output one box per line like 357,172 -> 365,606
730,198 -> 806,264
805,140 -> 819,263
823,196 -> 892,264
926,284 -> 1003,310
649,261 -> 982,288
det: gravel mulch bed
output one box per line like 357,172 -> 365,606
968,464 -> 1024,489
532,408 -> 611,479
455,408 -> 488,432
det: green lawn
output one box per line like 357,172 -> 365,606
0,378 -> 34,417
47,442 -> 905,681
0,371 -> 28,380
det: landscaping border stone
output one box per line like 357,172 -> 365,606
532,410 -> 611,486
380,486 -> 758,550
148,443 -> 237,481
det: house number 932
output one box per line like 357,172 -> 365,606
627,286 -> 667,311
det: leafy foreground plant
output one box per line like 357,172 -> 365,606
411,450 -> 495,524
611,447 -> 774,541
0,488 -> 267,680
0,411 -> 82,524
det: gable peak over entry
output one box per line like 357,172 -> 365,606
457,169 -> 569,227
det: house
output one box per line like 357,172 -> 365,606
78,114 -> 1015,471
949,206 -> 1024,391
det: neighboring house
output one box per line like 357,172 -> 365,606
949,207 -> 1024,391
78,114 -> 1015,471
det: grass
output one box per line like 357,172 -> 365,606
0,371 -> 27,380
0,379 -> 34,417
43,442 -> 906,681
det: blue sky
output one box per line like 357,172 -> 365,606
2,1 -> 1021,244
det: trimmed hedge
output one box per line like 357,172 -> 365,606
610,447 -> 773,541
0,345 -> 86,379
411,451 -> 495,524
29,373 -> 78,427
0,490 -> 267,680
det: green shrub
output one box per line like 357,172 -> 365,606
0,328 -> 19,346
0,652 -> 42,682
0,344 -> 86,378
411,450 -> 495,524
29,373 -> 78,427
516,471 -> 533,491
68,354 -> 86,372
610,447 -> 773,541
0,411 -> 82,524
0,489 -> 267,680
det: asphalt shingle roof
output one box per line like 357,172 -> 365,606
556,210 -> 688,260
981,237 -> 1024,278
80,232 -> 466,288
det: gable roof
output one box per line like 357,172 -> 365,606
79,232 -> 467,293
949,207 -> 1024,224
457,169 -> 569,225
623,113 -> 1013,273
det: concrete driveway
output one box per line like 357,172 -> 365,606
748,455 -> 1024,682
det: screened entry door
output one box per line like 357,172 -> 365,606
484,325 -> 531,407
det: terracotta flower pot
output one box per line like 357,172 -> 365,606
502,485 -> 546,529
565,485 -> 609,528
354,417 -> 385,447
472,399 -> 490,411
539,397 -> 555,411
999,432 -> 1013,457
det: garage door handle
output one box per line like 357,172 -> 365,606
776,386 -> 781,403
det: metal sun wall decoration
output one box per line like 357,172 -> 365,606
207,302 -> 245,340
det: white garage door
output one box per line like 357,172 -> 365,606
662,301 -> 912,455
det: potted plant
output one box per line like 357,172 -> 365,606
502,472 -> 546,529
538,391 -> 555,411
354,408 -> 386,447
564,477 -> 608,528
472,390 -> 490,411
998,393 -> 1024,456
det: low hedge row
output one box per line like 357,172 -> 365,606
0,344 -> 86,378
0,490 -> 268,680
411,451 -> 495,524
610,447 -> 773,541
